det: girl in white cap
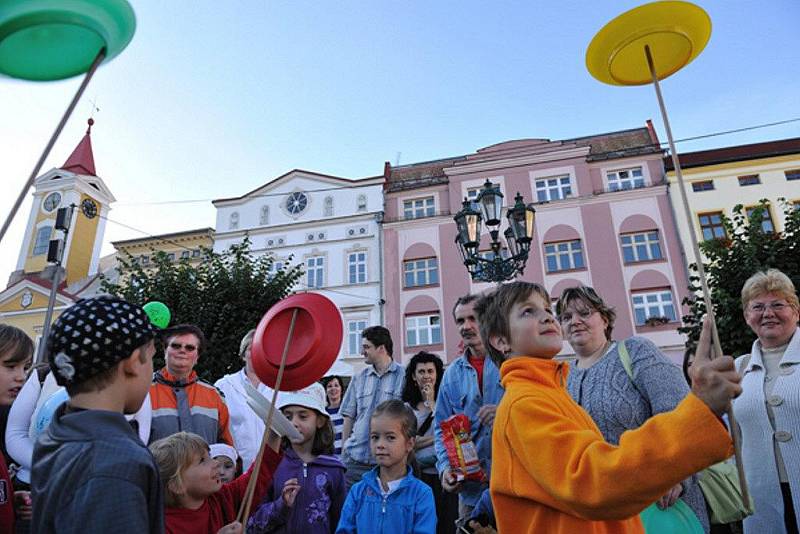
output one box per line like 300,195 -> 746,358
210,443 -> 241,484
248,382 -> 347,534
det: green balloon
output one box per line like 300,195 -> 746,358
0,0 -> 136,81
143,301 -> 170,329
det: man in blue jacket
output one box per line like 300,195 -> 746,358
434,294 -> 504,520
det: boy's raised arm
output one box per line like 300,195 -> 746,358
501,392 -> 732,521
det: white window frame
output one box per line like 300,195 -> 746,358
229,212 -> 239,230
324,196 -> 334,217
32,226 -> 53,256
535,175 -> 572,202
620,230 -> 663,263
405,314 -> 442,347
346,319 -> 368,355
305,256 -> 325,288
543,239 -> 585,272
466,181 -> 501,202
357,194 -> 368,212
259,205 -> 269,225
403,196 -> 435,219
267,258 -> 286,279
631,290 -> 677,326
607,166 -> 645,191
403,257 -> 439,288
347,251 -> 367,284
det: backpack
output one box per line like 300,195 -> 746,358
618,341 -> 754,525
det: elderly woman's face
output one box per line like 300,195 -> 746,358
744,291 -> 799,348
559,299 -> 608,356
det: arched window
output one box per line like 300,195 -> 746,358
259,205 -> 269,225
357,194 -> 367,212
33,226 -> 53,256
324,196 -> 334,217
229,212 -> 239,230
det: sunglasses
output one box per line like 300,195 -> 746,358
169,342 -> 198,352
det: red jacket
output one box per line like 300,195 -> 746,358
165,446 -> 281,534
0,454 -> 14,532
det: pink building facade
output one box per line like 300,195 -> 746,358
382,124 -> 691,364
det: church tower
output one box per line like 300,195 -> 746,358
11,118 -> 115,286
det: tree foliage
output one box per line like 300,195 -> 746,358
680,200 -> 800,356
101,238 -> 304,382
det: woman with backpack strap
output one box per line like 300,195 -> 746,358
556,285 -> 710,533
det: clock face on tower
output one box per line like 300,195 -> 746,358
43,192 -> 61,212
81,198 -> 98,219
285,192 -> 308,215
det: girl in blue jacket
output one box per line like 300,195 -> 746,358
336,400 -> 436,534
248,383 -> 347,533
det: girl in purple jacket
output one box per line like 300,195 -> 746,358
248,383 -> 346,533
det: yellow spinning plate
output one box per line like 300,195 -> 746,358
586,1 -> 711,85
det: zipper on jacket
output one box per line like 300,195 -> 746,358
381,494 -> 387,513
303,462 -> 307,479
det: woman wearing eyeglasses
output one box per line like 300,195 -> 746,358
735,269 -> 800,534
148,324 -> 234,446
556,285 -> 710,532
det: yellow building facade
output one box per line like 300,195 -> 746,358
666,138 -> 800,260
0,120 -> 115,347
112,227 -> 215,269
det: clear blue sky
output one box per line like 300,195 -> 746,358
1,0 -> 798,284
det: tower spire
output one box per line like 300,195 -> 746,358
61,118 -> 97,176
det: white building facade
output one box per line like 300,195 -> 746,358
212,170 -> 385,365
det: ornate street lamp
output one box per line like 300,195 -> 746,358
453,180 -> 536,282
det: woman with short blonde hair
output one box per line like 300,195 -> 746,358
735,268 -> 800,534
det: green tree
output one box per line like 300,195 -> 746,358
101,238 -> 304,382
681,199 -> 800,356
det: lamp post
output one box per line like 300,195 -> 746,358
453,180 -> 536,283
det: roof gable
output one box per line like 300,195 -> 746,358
213,169 -> 381,206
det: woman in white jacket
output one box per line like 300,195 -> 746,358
735,269 -> 799,534
214,329 -> 273,471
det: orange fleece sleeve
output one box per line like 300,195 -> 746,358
503,392 -> 733,520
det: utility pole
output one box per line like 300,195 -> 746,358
36,205 -> 74,363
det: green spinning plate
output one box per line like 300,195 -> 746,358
586,1 -> 711,86
0,0 -> 135,81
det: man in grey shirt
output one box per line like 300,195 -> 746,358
340,326 -> 404,488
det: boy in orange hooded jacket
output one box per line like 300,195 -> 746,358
473,282 -> 740,534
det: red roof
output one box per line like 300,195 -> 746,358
665,137 -> 800,171
62,118 -> 97,176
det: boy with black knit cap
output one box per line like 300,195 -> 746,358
31,296 -> 164,534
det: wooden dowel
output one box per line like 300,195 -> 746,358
236,307 -> 299,524
644,44 -> 751,508
0,48 -> 106,247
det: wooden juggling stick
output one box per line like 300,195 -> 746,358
0,48 -> 106,247
644,44 -> 750,508
236,307 -> 299,525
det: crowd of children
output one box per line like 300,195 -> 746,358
0,284 -> 748,533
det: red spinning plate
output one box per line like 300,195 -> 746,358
251,292 -> 343,391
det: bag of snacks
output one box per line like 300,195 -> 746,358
440,414 -> 487,483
